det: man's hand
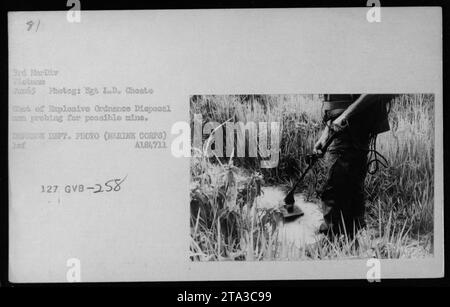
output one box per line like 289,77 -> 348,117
313,126 -> 329,156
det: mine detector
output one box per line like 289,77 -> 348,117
281,128 -> 340,222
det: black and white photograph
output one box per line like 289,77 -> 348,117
189,94 -> 434,261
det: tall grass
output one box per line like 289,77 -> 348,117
189,94 -> 434,261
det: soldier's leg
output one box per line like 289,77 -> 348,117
320,149 -> 366,237
348,150 -> 369,232
320,151 -> 352,235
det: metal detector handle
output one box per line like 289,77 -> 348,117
316,127 -> 340,158
295,129 -> 340,184
286,152 -> 319,203
283,127 -> 342,208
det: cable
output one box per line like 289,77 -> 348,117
366,134 -> 388,175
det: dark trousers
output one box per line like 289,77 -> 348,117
320,145 -> 368,236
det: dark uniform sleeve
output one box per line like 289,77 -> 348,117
364,94 -> 395,135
